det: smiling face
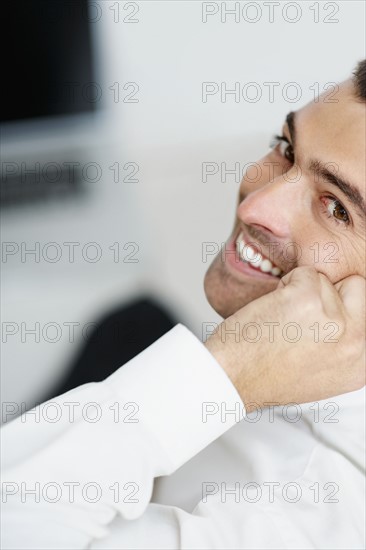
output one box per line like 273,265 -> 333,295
204,78 -> 366,318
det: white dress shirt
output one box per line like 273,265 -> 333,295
1,324 -> 365,549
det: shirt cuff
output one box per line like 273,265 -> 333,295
104,324 -> 246,471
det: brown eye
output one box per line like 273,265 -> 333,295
269,134 -> 295,163
283,143 -> 294,163
321,196 -> 350,227
333,202 -> 349,222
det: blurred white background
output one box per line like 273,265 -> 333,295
1,0 -> 365,413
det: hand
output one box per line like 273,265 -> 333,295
205,266 -> 365,412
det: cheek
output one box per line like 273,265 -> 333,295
338,232 -> 366,278
297,234 -> 364,282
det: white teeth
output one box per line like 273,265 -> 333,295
235,232 -> 282,277
243,245 -> 258,262
259,259 -> 272,273
250,256 -> 263,268
271,266 -> 281,276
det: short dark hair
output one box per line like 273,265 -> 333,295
352,59 -> 366,101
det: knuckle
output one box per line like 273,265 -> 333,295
302,290 -> 322,312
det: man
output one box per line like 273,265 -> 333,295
1,61 -> 365,549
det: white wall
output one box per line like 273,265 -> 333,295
1,0 -> 365,413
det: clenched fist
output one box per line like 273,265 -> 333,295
205,266 -> 366,412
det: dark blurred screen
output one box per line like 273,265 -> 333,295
1,0 -> 95,123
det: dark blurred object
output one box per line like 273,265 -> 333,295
1,0 -> 97,206
46,298 -> 177,400
1,0 -> 95,123
0,161 -> 85,205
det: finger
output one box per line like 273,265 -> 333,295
335,275 -> 366,321
278,267 -> 344,321
317,272 -> 344,319
277,266 -> 322,291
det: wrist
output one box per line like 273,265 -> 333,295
204,334 -> 260,413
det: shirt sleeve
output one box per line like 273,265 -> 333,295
1,324 -> 250,549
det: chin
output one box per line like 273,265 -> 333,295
204,249 -> 277,319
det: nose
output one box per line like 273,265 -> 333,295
237,166 -> 307,238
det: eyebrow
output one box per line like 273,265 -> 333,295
284,110 -> 366,224
286,111 -> 297,149
309,160 -> 366,222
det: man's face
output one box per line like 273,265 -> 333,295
204,79 -> 366,318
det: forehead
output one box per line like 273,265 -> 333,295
294,80 -> 366,185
